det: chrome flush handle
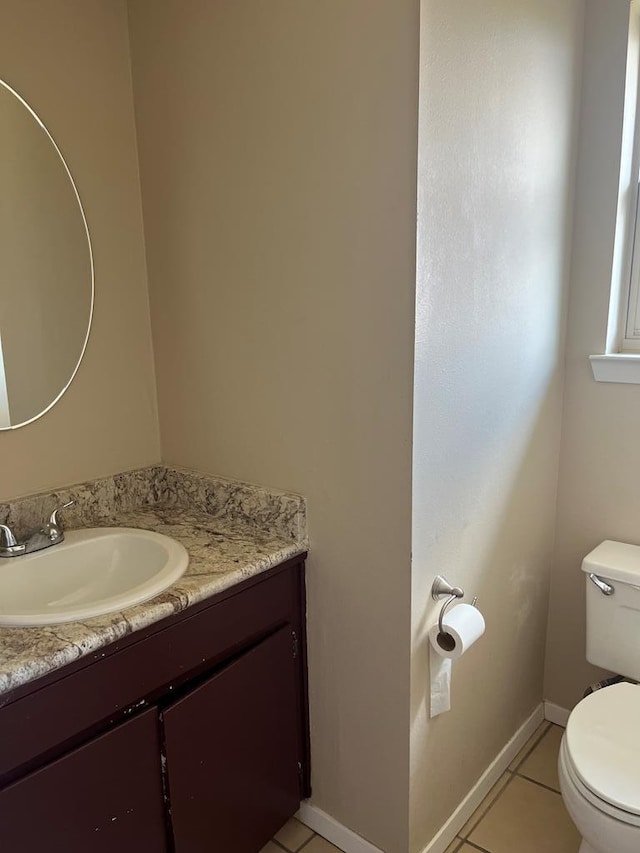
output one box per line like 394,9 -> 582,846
588,573 -> 615,596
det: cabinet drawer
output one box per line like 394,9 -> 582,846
0,709 -> 167,853
0,565 -> 296,780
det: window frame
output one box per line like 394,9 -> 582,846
622,6 -> 640,352
614,0 -> 640,351
590,0 -> 640,381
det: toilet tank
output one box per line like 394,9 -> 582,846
582,540 -> 640,681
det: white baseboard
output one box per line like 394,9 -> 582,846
417,703 -> 545,853
296,802 -> 384,853
544,700 -> 570,727
297,703 -> 545,853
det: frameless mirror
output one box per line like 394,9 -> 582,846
0,79 -> 93,429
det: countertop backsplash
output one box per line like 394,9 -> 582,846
0,465 -> 307,544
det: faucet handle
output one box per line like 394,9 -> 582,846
0,523 -> 17,547
48,500 -> 75,529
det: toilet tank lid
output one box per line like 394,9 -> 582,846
582,540 -> 640,585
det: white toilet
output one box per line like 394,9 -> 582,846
558,540 -> 640,853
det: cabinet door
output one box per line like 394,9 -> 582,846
0,708 -> 167,853
164,626 -> 301,853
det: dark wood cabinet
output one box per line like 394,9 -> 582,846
0,557 -> 309,853
0,709 -> 167,853
164,627 -> 301,853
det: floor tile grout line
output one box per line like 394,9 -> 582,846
514,770 -> 562,796
509,721 -> 552,773
271,821 -> 318,853
295,832 -> 318,852
294,830 -> 317,852
460,717 -> 553,842
460,769 -> 517,839
463,840 -> 494,853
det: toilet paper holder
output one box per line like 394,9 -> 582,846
431,575 -> 477,635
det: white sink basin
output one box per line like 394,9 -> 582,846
0,527 -> 189,626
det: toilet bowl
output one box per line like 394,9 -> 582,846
558,682 -> 640,853
561,541 -> 640,850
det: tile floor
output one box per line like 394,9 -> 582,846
264,722 -> 580,853
445,721 -> 580,853
261,818 -> 341,853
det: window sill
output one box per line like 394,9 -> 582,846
590,353 -> 640,383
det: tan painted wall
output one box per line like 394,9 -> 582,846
411,1 -> 584,848
0,0 -> 159,500
0,0 -> 592,844
544,0 -> 635,711
127,2 -> 419,851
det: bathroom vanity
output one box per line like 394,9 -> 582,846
0,71 -> 311,852
0,466 -> 310,853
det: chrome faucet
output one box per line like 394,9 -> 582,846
0,500 -> 75,558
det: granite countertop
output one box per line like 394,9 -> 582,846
0,466 -> 308,698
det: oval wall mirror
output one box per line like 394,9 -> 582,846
0,79 -> 93,430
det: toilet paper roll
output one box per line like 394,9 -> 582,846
428,602 -> 486,661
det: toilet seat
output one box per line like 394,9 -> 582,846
561,738 -> 640,827
565,683 -> 640,822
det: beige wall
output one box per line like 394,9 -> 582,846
0,0 -> 597,845
544,0 -> 635,711
127,2 -> 419,851
0,0 -> 159,500
411,1 -> 584,849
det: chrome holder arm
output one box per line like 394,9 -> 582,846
438,594 -> 461,634
431,575 -> 465,635
431,575 -> 464,601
